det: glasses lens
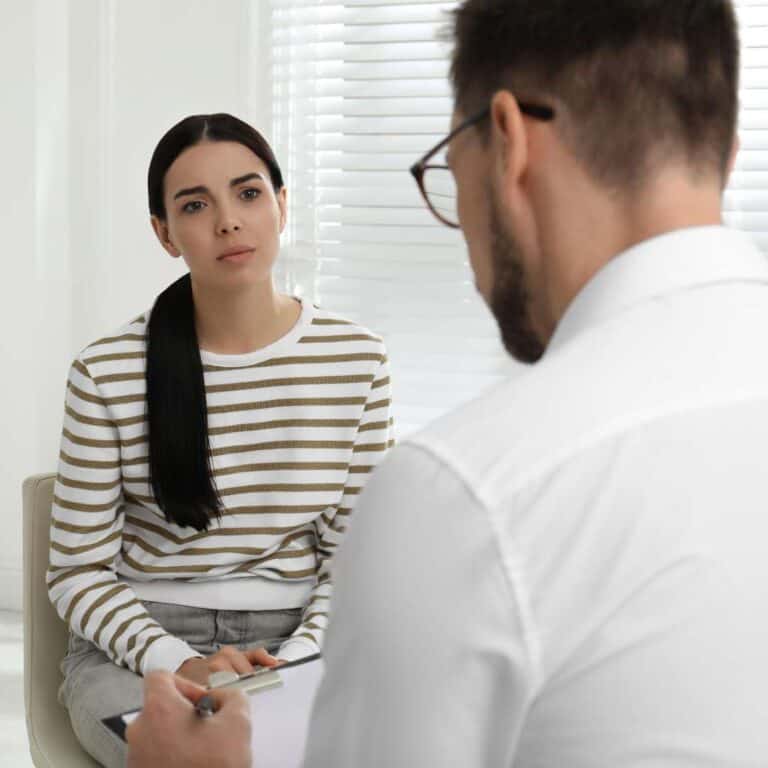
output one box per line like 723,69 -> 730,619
422,165 -> 458,227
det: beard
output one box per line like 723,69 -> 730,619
487,192 -> 545,364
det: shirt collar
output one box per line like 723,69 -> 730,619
547,226 -> 768,353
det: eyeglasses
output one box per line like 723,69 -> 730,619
409,101 -> 555,229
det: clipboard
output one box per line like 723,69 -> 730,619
102,652 -> 322,741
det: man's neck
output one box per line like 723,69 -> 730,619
191,279 -> 301,355
538,167 -> 724,342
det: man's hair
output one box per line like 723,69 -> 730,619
450,0 -> 740,187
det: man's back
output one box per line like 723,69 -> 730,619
307,227 -> 768,766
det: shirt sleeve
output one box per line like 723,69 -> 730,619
278,353 -> 395,661
302,442 -> 536,767
47,357 -> 201,675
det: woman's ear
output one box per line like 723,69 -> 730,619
277,187 -> 288,234
151,216 -> 181,258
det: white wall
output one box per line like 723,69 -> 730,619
0,0 -> 270,610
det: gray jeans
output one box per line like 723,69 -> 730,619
60,600 -> 302,768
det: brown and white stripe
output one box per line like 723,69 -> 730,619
48,299 -> 394,674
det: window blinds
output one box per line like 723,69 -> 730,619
271,0 -> 518,436
724,1 -> 768,252
269,0 -> 768,435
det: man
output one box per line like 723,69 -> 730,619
127,1 -> 768,765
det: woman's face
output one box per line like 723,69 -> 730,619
152,140 -> 287,291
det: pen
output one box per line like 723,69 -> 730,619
195,694 -> 217,718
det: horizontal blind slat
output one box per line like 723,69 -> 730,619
314,134 -> 445,152
313,97 -> 451,117
314,79 -> 451,97
281,244 -> 466,263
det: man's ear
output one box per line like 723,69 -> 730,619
151,216 -> 181,258
489,90 -> 529,195
277,187 -> 288,234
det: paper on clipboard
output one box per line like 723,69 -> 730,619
102,652 -> 324,761
248,656 -> 324,767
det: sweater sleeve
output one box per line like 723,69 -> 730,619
47,357 -> 201,675
278,352 -> 395,661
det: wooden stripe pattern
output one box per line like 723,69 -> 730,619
48,302 -> 394,674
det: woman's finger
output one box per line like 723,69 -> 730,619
244,647 -> 280,667
217,646 -> 254,675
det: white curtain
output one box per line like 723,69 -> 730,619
268,0 -> 768,435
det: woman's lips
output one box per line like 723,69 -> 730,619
217,246 -> 254,263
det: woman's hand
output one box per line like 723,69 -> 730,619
177,646 -> 280,686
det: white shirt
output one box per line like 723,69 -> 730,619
304,226 -> 768,767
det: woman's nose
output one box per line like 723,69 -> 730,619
216,205 -> 242,235
217,219 -> 242,235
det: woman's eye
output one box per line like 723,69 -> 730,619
240,187 -> 261,201
182,200 -> 205,214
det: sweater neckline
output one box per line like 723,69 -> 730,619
199,297 -> 314,368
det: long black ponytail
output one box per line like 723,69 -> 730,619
146,273 -> 216,530
146,114 -> 284,531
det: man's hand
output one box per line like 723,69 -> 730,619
126,672 -> 252,768
178,645 -> 281,686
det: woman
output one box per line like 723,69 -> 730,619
47,113 -> 394,767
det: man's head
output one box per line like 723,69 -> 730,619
446,0 -> 740,362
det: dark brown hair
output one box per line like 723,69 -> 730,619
450,0 -> 740,187
146,114 -> 284,531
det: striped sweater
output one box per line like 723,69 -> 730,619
47,298 -> 393,675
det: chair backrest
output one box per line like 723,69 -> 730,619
22,473 -> 99,768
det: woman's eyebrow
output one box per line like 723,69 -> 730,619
174,184 -> 208,200
230,172 -> 264,186
173,173 -> 264,201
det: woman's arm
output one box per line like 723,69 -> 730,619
47,356 -> 200,675
278,352 -> 395,660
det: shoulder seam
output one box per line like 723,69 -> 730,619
398,438 -> 542,689
82,313 -> 149,355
